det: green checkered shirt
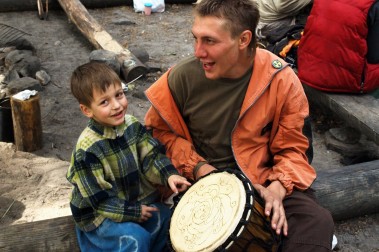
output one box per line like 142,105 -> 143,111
67,114 -> 178,231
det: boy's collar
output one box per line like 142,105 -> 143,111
88,118 -> 126,139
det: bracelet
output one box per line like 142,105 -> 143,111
193,161 -> 207,180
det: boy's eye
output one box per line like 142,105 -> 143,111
116,92 -> 125,98
100,100 -> 108,106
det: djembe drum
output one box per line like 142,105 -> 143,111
169,169 -> 281,252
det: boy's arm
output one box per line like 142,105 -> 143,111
135,120 -> 180,186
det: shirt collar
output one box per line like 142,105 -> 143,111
88,118 -> 127,139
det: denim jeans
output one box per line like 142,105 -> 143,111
76,203 -> 171,252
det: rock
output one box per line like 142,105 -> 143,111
7,77 -> 42,95
329,127 -> 361,144
129,46 -> 149,63
16,55 -> 41,78
3,69 -> 20,84
35,70 -> 51,86
4,49 -> 33,68
89,49 -> 120,75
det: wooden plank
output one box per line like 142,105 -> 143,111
303,84 -> 379,145
0,215 -> 79,252
313,159 -> 379,221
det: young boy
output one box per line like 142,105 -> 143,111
67,61 -> 191,252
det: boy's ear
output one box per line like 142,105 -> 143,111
80,104 -> 93,118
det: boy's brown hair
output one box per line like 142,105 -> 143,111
70,61 -> 121,107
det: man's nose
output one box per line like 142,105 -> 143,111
194,42 -> 206,58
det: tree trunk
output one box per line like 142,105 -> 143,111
10,94 -> 43,152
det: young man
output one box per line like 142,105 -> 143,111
67,61 -> 190,252
144,0 -> 334,251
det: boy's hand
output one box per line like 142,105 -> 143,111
139,205 -> 159,222
168,175 -> 191,194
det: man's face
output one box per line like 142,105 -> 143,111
191,15 -> 243,79
80,83 -> 128,127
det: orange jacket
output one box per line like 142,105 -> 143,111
145,48 -> 316,195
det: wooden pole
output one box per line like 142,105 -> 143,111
10,94 -> 43,152
57,0 -> 147,82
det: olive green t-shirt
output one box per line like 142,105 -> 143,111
168,56 -> 252,169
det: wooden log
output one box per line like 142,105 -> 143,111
57,0 -> 147,82
313,159 -> 379,221
0,0 -> 196,12
0,161 -> 378,249
10,94 -> 42,152
0,0 -> 132,12
0,215 -> 79,252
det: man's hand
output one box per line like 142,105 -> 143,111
168,175 -> 191,194
194,163 -> 216,180
254,181 -> 288,236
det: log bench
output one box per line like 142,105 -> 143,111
1,160 -> 378,251
303,84 -> 379,145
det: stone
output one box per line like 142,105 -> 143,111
89,49 -> 120,75
7,77 -> 42,95
35,70 -> 51,86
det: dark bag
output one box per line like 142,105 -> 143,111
367,0 -> 379,64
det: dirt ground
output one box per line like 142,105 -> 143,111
0,4 -> 378,252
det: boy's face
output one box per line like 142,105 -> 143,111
80,82 -> 128,127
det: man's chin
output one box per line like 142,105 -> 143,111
204,71 -> 218,80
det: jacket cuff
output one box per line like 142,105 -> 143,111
267,173 -> 294,195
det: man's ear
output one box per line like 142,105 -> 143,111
80,104 -> 93,118
239,30 -> 252,49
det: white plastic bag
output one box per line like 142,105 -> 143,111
133,0 -> 165,13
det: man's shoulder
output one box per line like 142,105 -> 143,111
169,56 -> 201,79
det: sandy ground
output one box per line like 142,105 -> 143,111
0,4 -> 378,251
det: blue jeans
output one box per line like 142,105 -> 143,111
76,203 -> 171,252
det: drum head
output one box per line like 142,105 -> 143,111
170,171 -> 246,252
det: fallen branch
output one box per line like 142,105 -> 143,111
57,0 -> 147,82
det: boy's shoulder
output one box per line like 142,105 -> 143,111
75,125 -> 101,151
124,114 -> 140,126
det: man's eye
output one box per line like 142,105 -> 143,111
100,100 -> 108,105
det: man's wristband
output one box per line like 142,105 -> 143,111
193,161 -> 208,179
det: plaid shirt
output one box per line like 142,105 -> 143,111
67,114 -> 178,231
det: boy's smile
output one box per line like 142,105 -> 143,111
80,83 -> 128,127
